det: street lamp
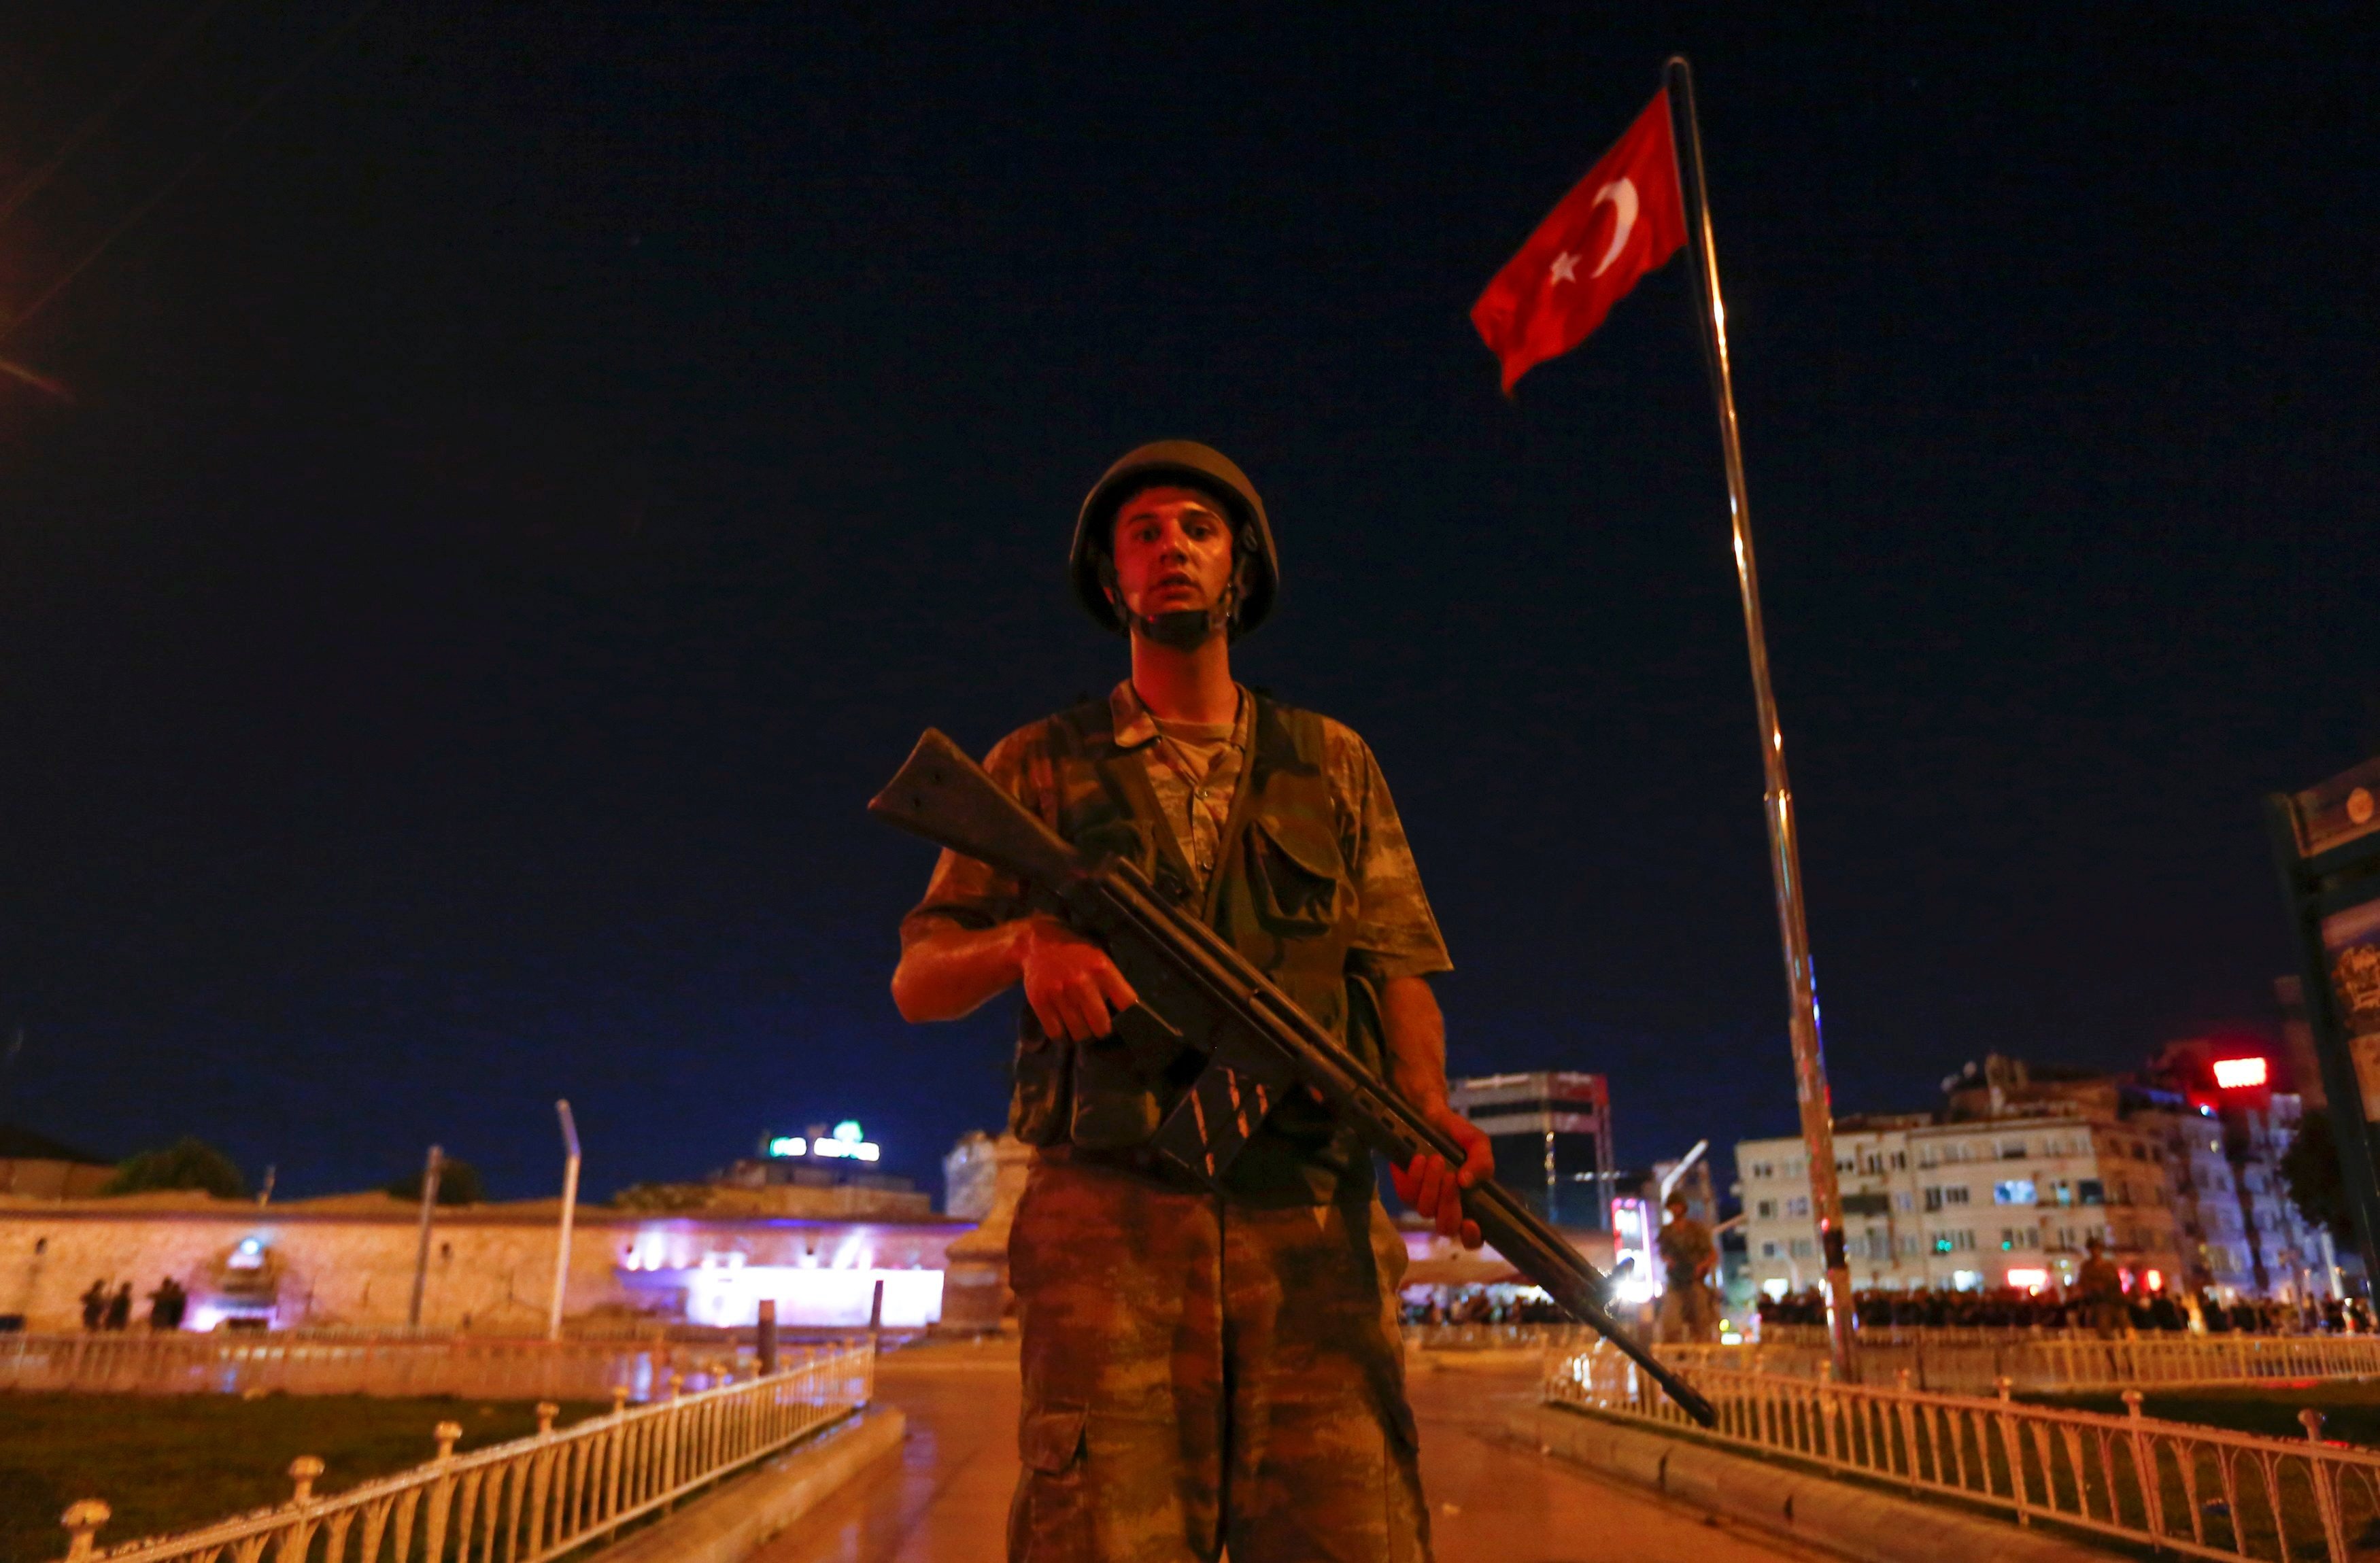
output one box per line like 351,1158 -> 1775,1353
547,1101 -> 581,1342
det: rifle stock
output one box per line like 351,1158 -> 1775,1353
872,727 -> 1717,1427
868,729 -> 1085,887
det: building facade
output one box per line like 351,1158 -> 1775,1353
0,1125 -> 113,1201
1448,1071 -> 1613,1230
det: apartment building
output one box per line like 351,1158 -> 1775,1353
2145,1040 -> 2334,1301
1737,1108 -> 2186,1296
1738,1046 -> 2336,1301
2234,1094 -> 2330,1296
2126,1091 -> 2257,1292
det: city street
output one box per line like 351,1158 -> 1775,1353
751,1349 -> 1832,1563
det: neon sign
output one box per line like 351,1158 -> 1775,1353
767,1121 -> 881,1161
812,1120 -> 881,1162
2212,1057 -> 2268,1090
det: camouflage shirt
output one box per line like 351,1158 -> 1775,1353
901,680 -> 1452,983
1658,1215 -> 1714,1284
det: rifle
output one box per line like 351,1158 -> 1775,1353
870,728 -> 1716,1426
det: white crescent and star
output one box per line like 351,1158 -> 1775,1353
1547,175 -> 1641,286
1589,177 -> 1639,275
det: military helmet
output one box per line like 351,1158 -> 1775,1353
1069,440 -> 1280,637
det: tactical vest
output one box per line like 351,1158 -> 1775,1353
1007,692 -> 1382,1206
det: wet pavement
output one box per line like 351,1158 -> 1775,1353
749,1346 -> 1835,1562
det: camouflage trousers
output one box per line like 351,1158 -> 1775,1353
1006,1156 -> 1431,1563
1656,1279 -> 1718,1343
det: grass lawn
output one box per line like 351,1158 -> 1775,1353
2022,1379 -> 2380,1447
0,1394 -> 608,1563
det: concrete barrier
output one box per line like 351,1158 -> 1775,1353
600,1405 -> 908,1563
1506,1402 -> 2119,1563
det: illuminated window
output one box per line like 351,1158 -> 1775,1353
1994,1179 -> 2037,1206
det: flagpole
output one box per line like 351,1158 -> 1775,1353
1664,54 -> 1859,1381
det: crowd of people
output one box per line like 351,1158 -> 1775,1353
1756,1284 -> 2376,1336
78,1276 -> 188,1332
1401,1291 -> 1569,1326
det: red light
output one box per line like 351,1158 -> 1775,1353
2213,1057 -> 2268,1090
2145,1269 -> 2164,1292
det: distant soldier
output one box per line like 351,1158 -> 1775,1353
1655,1192 -> 1718,1343
79,1279 -> 108,1332
2076,1237 -> 2126,1338
146,1276 -> 188,1333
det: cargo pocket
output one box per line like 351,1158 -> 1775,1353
1008,1010 -> 1074,1148
1009,1401 -> 1091,1559
1019,1401 -> 1088,1474
1245,814 -> 1346,935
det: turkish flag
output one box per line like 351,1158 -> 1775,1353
1472,90 -> 1688,392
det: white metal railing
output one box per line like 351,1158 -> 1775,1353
1401,1323 -> 1601,1352
0,1333 -> 755,1401
1760,1322 -> 2347,1349
1550,1343 -> 2380,1562
52,1342 -> 874,1563
1761,1323 -> 2097,1346
1656,1334 -> 2380,1394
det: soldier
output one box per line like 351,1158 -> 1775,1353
2076,1237 -> 2126,1339
1654,1192 -> 1717,1343
892,441 -> 1493,1563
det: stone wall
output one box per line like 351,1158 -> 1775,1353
0,1190 -> 973,1333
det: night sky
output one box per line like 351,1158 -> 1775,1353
1,7 -> 2373,1204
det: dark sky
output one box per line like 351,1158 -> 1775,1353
0,5 -> 2373,1204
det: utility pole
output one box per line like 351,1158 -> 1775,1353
547,1101 -> 582,1343
407,1144 -> 443,1329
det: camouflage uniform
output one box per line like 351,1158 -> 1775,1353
904,680 -> 1449,1562
2077,1253 -> 2126,1338
1655,1213 -> 1717,1343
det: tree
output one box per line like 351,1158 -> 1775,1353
2280,1108 -> 2357,1242
386,1158 -> 486,1206
103,1137 -> 246,1199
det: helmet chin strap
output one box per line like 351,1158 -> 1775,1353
1128,604 -> 1230,651
1106,562 -> 1246,650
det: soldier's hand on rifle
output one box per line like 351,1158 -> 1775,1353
1017,915 -> 1139,1041
1391,1106 -> 1494,1251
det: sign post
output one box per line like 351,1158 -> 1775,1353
2267,755 -> 2380,1290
